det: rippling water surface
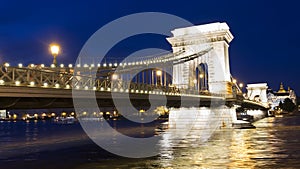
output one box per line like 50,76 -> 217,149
1,115 -> 300,169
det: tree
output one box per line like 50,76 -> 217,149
279,98 -> 296,112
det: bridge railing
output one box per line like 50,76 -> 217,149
0,66 -> 226,97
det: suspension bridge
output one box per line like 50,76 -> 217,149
0,22 -> 268,122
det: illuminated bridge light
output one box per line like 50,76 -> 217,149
51,64 -> 56,68
0,79 -> 5,85
68,64 -> 73,68
119,63 -> 123,66
41,64 -> 45,68
77,64 -> 81,67
114,63 -> 118,67
131,89 -> 134,93
136,90 -> 139,93
90,64 -> 95,68
109,63 -> 112,67
29,81 -> 35,86
125,89 -> 129,93
107,88 -> 111,91
66,84 -> 70,89
83,64 -> 88,68
100,87 -> 104,91
76,86 -> 80,89
232,78 -> 237,84
93,86 -> 96,90
97,63 -> 101,67
18,63 -> 23,68
15,81 -> 21,86
84,86 -> 89,90
113,88 -> 118,92
4,63 -> 9,67
120,88 -> 124,92
43,82 -> 48,87
55,84 -> 60,88
103,63 -> 107,67
60,64 -> 64,68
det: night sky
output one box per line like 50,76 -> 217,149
0,1 -> 299,93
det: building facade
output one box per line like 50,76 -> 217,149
267,82 -> 297,110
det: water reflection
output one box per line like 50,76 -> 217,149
1,116 -> 300,168
78,116 -> 300,168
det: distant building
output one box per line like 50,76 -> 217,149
0,110 -> 7,119
267,82 -> 297,110
246,83 -> 269,107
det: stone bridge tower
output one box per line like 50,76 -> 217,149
167,22 -> 234,95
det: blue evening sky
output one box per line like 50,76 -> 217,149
0,0 -> 299,93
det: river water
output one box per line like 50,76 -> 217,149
1,115 -> 300,169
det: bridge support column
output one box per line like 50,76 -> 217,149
167,22 -> 234,95
168,106 -> 237,134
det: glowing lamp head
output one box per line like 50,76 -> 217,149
156,70 -> 162,76
50,44 -> 60,56
239,83 -> 244,88
232,79 -> 237,84
112,74 -> 118,80
199,74 -> 204,78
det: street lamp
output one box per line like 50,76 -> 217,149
232,78 -> 237,84
50,44 -> 60,66
199,73 -> 204,79
193,79 -> 197,90
112,74 -> 118,80
199,73 -> 204,91
156,70 -> 162,86
239,83 -> 243,88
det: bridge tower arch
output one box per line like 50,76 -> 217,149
167,22 -> 234,95
195,63 -> 209,92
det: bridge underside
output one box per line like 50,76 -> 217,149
0,86 -> 224,110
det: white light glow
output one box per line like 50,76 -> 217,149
50,44 -> 60,55
112,74 -> 118,80
15,81 -> 20,86
4,63 -> 9,67
29,81 -> 35,86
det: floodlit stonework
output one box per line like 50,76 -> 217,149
246,83 -> 268,106
167,22 -> 234,95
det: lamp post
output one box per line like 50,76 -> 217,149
156,70 -> 162,86
50,44 -> 60,67
199,73 -> 204,91
239,83 -> 244,93
193,79 -> 197,91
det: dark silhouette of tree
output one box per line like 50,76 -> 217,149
236,107 -> 245,112
279,98 -> 296,112
279,101 -> 283,109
